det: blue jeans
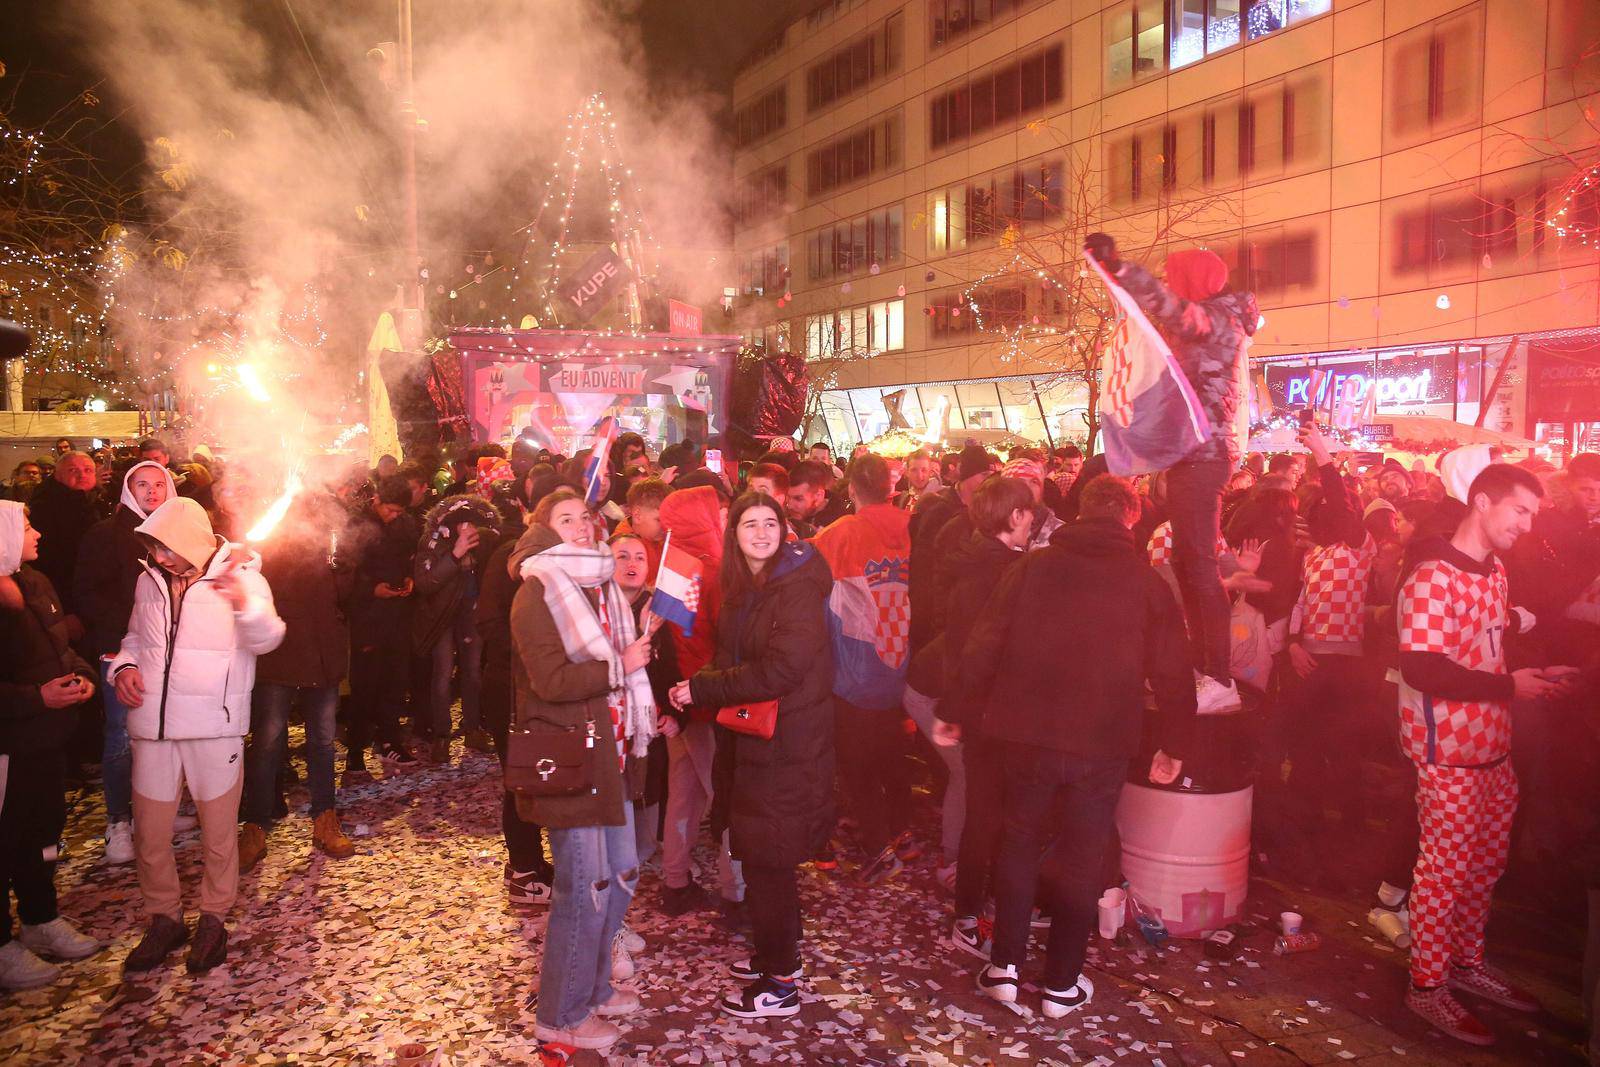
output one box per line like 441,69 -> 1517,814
244,683 -> 339,824
1166,457 -> 1231,680
429,614 -> 483,737
100,657 -> 132,824
538,806 -> 638,1029
991,742 -> 1126,988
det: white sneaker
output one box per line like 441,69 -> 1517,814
1195,675 -> 1242,715
19,917 -> 101,961
1042,974 -> 1095,1019
103,821 -> 135,865
617,923 -> 645,954
610,938 -> 635,982
533,1014 -> 621,1050
0,940 -> 60,990
593,986 -> 641,1017
976,962 -> 1019,1004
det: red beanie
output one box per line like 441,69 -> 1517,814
1164,249 -> 1229,302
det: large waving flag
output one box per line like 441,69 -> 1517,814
1086,252 -> 1211,476
648,532 -> 703,638
582,416 -> 618,506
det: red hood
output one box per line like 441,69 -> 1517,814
659,485 -> 724,565
1165,248 -> 1229,301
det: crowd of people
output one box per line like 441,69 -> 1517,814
0,245 -> 1597,1058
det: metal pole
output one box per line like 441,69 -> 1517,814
398,0 -> 421,314
1030,379 -> 1055,448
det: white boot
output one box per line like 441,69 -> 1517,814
0,940 -> 60,990
20,917 -> 102,961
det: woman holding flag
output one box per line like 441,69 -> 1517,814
669,491 -> 835,1019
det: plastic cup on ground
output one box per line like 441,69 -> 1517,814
1097,888 -> 1127,939
1279,911 -> 1302,936
394,1043 -> 431,1067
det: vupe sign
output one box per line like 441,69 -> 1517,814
556,247 -> 632,323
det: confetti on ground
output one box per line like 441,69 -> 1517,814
0,730 -> 1586,1065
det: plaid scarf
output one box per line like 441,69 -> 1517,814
520,541 -> 655,756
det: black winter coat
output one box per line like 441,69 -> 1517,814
690,542 -> 835,869
28,478 -> 105,613
412,495 -> 502,654
908,486 -> 965,653
936,531 -> 1025,730
72,505 -> 147,659
348,509 -> 419,644
255,497 -> 355,688
475,539 -> 522,740
0,567 -> 94,755
956,519 -> 1198,761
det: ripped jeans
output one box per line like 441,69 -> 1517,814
538,805 -> 638,1029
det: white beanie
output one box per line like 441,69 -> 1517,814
0,500 -> 24,577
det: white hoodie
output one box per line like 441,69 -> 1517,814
110,497 -> 285,740
118,460 -> 178,520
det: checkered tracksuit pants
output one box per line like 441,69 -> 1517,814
1408,758 -> 1517,988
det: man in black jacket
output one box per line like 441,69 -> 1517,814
952,474 -> 1195,1021
346,477 -> 422,774
28,451 -> 105,619
72,460 -> 176,864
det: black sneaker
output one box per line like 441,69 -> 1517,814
976,963 -> 1019,1004
892,830 -> 924,862
1042,974 -> 1094,1019
505,863 -> 553,906
124,915 -> 188,973
949,915 -> 993,961
660,882 -> 713,916
185,914 -> 228,974
377,744 -> 421,770
721,975 -> 801,1018
857,844 -> 904,886
1030,908 -> 1052,930
729,958 -> 803,982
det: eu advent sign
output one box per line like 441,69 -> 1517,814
557,247 -> 632,323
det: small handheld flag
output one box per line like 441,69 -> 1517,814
649,532 -> 703,638
582,416 -> 618,507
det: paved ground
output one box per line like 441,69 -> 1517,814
0,736 -> 1589,1066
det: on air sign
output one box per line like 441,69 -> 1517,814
668,300 -> 702,336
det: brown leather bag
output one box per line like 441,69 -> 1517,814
504,715 -> 597,796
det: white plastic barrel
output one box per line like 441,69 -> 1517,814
1115,782 -> 1253,938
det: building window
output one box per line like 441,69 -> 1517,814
806,14 -> 903,113
733,86 -> 787,149
928,283 -> 1029,340
738,164 -> 787,228
1230,229 -> 1318,300
930,45 -> 1064,150
928,158 -> 1065,253
1107,0 -> 1167,87
1392,193 -> 1488,279
803,299 -> 906,359
806,112 -> 904,197
738,243 -> 790,295
806,205 -> 905,281
931,0 -> 1044,48
1389,11 -> 1481,141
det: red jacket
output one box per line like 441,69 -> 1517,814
659,486 -> 723,719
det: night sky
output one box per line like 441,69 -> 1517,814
0,0 -> 796,192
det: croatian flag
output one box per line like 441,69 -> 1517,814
648,533 -> 702,638
582,416 -> 618,507
1085,252 -> 1211,476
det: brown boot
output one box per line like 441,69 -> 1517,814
312,810 -> 355,859
238,822 -> 268,873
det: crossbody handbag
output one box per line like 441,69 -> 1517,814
714,600 -> 779,740
504,712 -> 597,796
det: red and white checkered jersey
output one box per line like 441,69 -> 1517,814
1146,521 -> 1229,568
1396,556 -> 1512,766
1292,535 -> 1377,644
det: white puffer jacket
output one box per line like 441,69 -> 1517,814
110,501 -> 285,740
